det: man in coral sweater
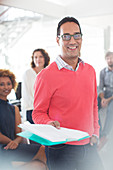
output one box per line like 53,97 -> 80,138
32,17 -> 104,170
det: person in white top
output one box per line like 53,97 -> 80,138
22,48 -> 50,122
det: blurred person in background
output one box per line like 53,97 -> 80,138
22,48 -> 50,123
0,69 -> 47,170
98,52 -> 113,170
98,51 -> 113,148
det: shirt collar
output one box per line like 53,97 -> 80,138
105,67 -> 113,72
55,55 -> 84,71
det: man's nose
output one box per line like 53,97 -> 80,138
69,36 -> 76,43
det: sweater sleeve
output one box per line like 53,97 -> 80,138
32,73 -> 54,124
98,69 -> 105,94
93,70 -> 100,137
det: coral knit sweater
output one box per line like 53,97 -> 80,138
32,61 -> 99,145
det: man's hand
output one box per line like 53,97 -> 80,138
90,135 -> 98,146
49,121 -> 60,129
101,98 -> 109,108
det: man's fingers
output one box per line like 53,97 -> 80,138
49,121 -> 60,129
53,121 -> 60,129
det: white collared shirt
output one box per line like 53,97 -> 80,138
55,55 -> 84,71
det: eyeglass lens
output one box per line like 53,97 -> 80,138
62,34 -> 82,41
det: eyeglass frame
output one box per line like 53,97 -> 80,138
58,33 -> 83,41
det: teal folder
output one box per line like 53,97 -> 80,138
17,130 -> 90,146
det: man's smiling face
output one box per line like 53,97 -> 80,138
57,22 -> 82,60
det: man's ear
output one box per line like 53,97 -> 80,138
56,37 -> 60,46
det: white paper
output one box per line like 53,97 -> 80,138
19,122 -> 89,142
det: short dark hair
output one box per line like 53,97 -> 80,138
57,16 -> 82,37
31,48 -> 50,68
105,51 -> 113,58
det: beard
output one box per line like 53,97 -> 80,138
109,64 -> 113,68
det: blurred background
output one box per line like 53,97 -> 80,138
0,0 -> 113,85
0,1 -> 113,169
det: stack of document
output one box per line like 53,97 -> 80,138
18,122 -> 90,146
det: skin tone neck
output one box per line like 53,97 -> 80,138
61,56 -> 79,70
108,64 -> 113,71
108,66 -> 113,71
0,94 -> 7,101
57,22 -> 82,70
33,66 -> 44,74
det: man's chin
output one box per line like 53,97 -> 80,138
109,64 -> 113,68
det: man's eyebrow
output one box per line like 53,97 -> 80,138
63,33 -> 70,35
63,32 -> 81,35
73,32 -> 81,34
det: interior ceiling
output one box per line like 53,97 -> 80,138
0,0 -> 113,29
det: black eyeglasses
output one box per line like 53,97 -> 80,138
58,33 -> 82,41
